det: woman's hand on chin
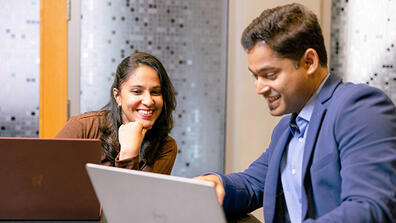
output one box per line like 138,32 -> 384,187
118,121 -> 147,160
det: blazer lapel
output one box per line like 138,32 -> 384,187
301,73 -> 342,219
264,128 -> 292,223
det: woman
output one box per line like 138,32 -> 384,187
56,52 -> 177,174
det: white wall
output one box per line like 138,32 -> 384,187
226,0 -> 331,221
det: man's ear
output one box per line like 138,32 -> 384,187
302,48 -> 319,75
113,88 -> 121,107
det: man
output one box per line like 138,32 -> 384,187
195,3 -> 396,222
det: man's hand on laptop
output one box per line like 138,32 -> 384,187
194,174 -> 225,205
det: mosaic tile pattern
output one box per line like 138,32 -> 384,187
330,0 -> 396,103
80,0 -> 228,177
0,0 -> 40,137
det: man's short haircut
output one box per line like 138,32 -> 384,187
241,3 -> 327,67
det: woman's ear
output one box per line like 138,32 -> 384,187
302,48 -> 319,75
113,88 -> 121,107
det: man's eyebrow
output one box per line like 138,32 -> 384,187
248,66 -> 276,75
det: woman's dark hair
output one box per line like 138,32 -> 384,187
241,3 -> 327,67
100,52 -> 176,166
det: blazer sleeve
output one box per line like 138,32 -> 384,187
217,151 -> 268,217
216,118 -> 289,217
307,85 -> 396,222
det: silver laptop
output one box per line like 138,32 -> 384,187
86,163 -> 226,223
0,137 -> 102,220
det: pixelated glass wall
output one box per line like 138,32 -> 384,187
80,0 -> 228,177
330,0 -> 396,102
0,0 -> 40,137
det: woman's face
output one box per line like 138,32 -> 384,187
113,64 -> 164,129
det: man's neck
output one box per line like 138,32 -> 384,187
296,67 -> 329,115
312,66 -> 329,92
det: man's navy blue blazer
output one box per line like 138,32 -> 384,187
218,73 -> 396,222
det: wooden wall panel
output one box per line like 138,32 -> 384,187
39,0 -> 68,137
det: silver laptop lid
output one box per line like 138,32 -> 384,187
86,163 -> 226,223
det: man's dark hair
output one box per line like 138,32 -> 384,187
241,3 -> 327,67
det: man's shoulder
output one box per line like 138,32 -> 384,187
330,81 -> 393,108
323,81 -> 395,134
337,81 -> 381,93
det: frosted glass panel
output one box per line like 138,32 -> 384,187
0,0 -> 40,137
330,0 -> 396,103
80,0 -> 228,177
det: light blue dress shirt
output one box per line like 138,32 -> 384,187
280,75 -> 329,223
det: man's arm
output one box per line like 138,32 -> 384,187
196,150 -> 271,216
308,85 -> 396,222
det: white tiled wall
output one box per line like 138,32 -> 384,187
80,0 -> 228,177
0,0 -> 40,137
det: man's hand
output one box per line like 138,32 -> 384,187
194,174 -> 225,205
118,121 -> 147,160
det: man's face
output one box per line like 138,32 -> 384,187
247,43 -> 312,116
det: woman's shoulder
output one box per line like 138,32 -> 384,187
56,110 -> 109,138
68,110 -> 109,125
161,136 -> 177,152
163,136 -> 176,144
71,110 -> 108,120
68,110 -> 109,135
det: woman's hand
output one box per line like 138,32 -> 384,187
118,121 -> 147,160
